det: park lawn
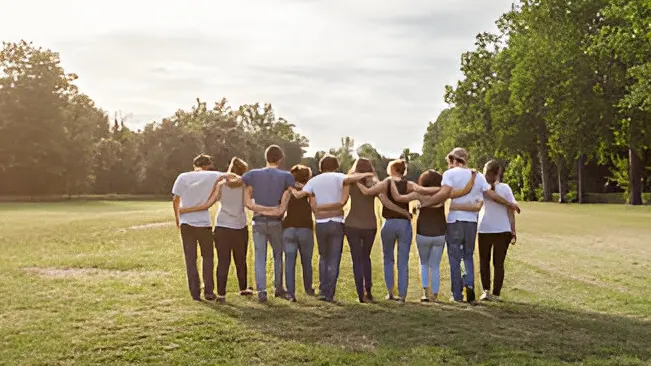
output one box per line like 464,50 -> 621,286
0,201 -> 650,365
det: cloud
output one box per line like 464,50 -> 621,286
0,0 -> 515,157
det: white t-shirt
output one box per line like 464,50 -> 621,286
302,172 -> 346,223
442,167 -> 491,223
172,170 -> 224,227
479,183 -> 517,233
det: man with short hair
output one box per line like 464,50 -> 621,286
172,154 -> 227,301
242,145 -> 296,302
420,148 -> 520,303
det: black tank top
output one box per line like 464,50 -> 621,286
382,179 -> 409,220
282,196 -> 314,229
417,206 -> 447,237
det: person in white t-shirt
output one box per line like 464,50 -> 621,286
416,148 -> 520,303
478,160 -> 518,302
292,155 -> 373,302
172,154 -> 231,301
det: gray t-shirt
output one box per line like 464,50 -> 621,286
242,167 -> 295,222
215,185 -> 247,230
172,170 -> 224,227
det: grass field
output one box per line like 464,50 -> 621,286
1,202 -> 650,365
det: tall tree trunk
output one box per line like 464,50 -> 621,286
527,150 -> 539,201
577,154 -> 585,204
538,143 -> 553,202
557,157 -> 567,203
629,147 -> 643,205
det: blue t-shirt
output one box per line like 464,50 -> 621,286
242,167 -> 295,221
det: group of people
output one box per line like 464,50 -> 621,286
172,144 -> 520,305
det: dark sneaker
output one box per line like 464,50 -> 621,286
274,289 -> 286,298
192,296 -> 202,302
318,295 -> 328,302
205,294 -> 217,301
305,288 -> 316,296
283,293 -> 295,301
364,293 -> 375,303
385,294 -> 398,301
216,296 -> 226,303
288,297 -> 297,303
397,297 -> 406,304
258,291 -> 268,303
465,286 -> 476,303
240,289 -> 253,296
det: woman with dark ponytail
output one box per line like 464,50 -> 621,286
478,160 -> 518,301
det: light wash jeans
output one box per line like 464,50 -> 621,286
252,220 -> 284,294
446,221 -> 478,301
283,227 -> 314,297
415,234 -> 446,293
381,218 -> 413,298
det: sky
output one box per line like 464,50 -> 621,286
2,0 -> 515,157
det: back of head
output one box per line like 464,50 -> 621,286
319,154 -> 339,173
265,145 -> 284,165
387,159 -> 407,177
418,170 -> 443,188
290,164 -> 312,184
447,147 -> 469,166
228,157 -> 249,176
350,158 -> 374,174
193,154 -> 213,169
483,160 -> 502,189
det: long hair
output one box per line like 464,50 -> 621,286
350,158 -> 376,187
483,160 -> 502,191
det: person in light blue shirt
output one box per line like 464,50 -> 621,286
242,145 -> 296,302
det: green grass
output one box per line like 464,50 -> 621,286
1,201 -> 650,365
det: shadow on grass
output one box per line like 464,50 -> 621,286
203,298 -> 651,364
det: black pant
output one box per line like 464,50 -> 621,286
478,232 -> 512,296
180,224 -> 215,299
214,226 -> 249,296
344,226 -> 376,300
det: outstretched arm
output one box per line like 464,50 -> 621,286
179,181 -> 223,214
419,185 -> 453,207
389,179 -> 420,203
254,190 -> 292,217
356,178 -> 388,196
450,170 -> 477,198
449,200 -> 483,212
378,193 -> 411,219
314,184 -> 350,212
343,172 -> 375,184
484,190 -> 521,213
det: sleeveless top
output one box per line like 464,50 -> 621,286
382,179 -> 409,220
282,196 -> 314,229
215,185 -> 247,229
345,184 -> 377,229
417,206 -> 447,237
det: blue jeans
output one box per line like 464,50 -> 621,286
416,234 -> 445,293
315,221 -> 344,301
344,226 -> 377,300
252,220 -> 284,294
283,227 -> 315,297
381,219 -> 413,298
446,221 -> 478,301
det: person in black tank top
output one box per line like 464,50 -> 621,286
356,159 -> 414,302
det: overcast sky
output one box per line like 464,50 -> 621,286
2,0 -> 514,157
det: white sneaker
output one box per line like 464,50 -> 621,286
479,290 -> 491,301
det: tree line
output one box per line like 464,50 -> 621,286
0,41 -> 309,196
1,0 -> 649,204
419,0 -> 650,205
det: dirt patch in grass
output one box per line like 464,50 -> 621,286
129,222 -> 174,230
23,267 -> 168,279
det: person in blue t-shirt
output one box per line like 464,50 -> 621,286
242,145 -> 296,302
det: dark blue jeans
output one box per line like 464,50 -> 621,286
283,227 -> 315,297
446,221 -> 478,301
315,221 -> 344,301
344,226 -> 377,300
